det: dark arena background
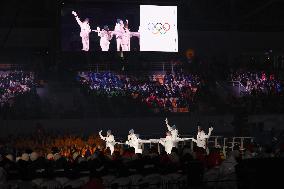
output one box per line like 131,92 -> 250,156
0,0 -> 284,188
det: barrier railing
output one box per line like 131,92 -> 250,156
81,61 -> 176,73
225,136 -> 254,150
116,135 -> 254,157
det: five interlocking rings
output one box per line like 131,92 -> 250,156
147,23 -> 171,34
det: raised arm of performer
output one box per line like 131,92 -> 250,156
165,118 -> 179,139
192,126 -> 200,144
72,11 -> 82,26
205,126 -> 214,139
99,130 -> 106,141
165,118 -> 172,131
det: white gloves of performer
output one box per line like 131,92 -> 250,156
72,11 -> 77,17
99,130 -> 102,135
97,27 -> 100,31
209,127 -> 214,132
165,118 -> 168,124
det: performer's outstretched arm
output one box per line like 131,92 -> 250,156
159,138 -> 166,146
191,138 -> 197,143
130,32 -> 140,37
72,11 -> 82,26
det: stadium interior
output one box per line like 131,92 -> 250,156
0,0 -> 284,188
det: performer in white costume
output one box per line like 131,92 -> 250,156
192,126 -> 213,149
159,131 -> 175,154
114,19 -> 124,52
99,130 -> 115,155
121,20 -> 140,51
96,25 -> 113,51
126,129 -> 142,154
113,19 -> 140,52
121,20 -> 131,51
165,118 -> 179,147
72,11 -> 91,51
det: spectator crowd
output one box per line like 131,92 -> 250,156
227,70 -> 284,114
77,71 -> 201,113
0,71 -> 35,106
229,70 -> 283,95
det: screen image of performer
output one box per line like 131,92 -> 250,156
72,11 -> 91,51
192,126 -> 213,150
121,20 -> 131,51
114,19 -> 125,52
165,118 -> 179,147
96,25 -> 113,51
121,20 -> 140,51
99,130 -> 115,155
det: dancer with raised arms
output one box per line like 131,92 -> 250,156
99,130 -> 116,155
165,118 -> 179,147
72,11 -> 91,51
192,125 -> 213,150
159,131 -> 175,154
95,25 -> 113,51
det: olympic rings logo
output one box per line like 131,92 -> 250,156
147,22 -> 171,34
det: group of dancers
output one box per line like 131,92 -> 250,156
72,11 -> 140,52
99,118 -> 214,155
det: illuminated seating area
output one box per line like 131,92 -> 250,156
77,71 -> 200,113
0,71 -> 35,104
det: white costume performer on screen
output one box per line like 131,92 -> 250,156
113,19 -> 140,52
114,19 -> 124,52
121,20 -> 140,51
165,118 -> 179,147
96,26 -> 113,51
122,26 -> 131,51
159,132 -> 175,154
126,129 -> 142,154
192,126 -> 213,149
99,130 -> 115,155
72,11 -> 91,51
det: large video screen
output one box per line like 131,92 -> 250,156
61,4 -> 178,52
